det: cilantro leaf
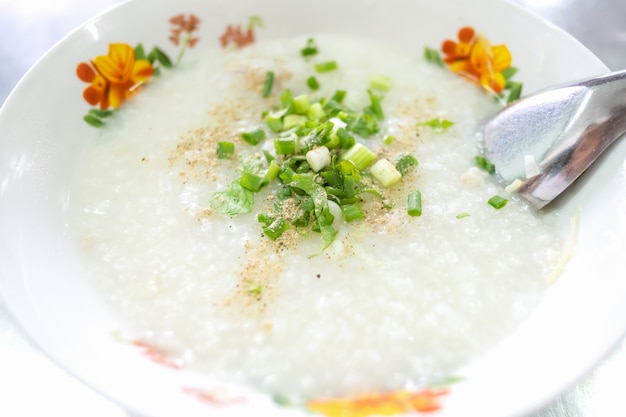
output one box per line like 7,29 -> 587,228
210,180 -> 254,216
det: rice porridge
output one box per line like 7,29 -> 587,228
69,35 -> 565,400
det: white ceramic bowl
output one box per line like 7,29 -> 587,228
1,0 -> 625,416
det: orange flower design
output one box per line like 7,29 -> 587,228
307,388 -> 449,417
441,27 -> 512,94
77,43 -> 154,110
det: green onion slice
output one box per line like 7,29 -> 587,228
216,141 -> 235,159
488,195 -> 508,209
315,61 -> 338,73
241,127 -> 266,145
407,190 -> 422,217
262,71 -> 275,97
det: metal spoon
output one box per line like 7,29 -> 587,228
483,70 -> 626,209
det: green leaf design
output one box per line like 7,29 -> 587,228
152,47 -> 173,68
83,114 -> 105,127
424,47 -> 444,67
135,43 -> 146,60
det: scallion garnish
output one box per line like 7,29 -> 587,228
258,214 -> 290,240
341,143 -> 376,171
488,195 -> 508,209
314,61 -> 338,73
239,170 -> 265,192
307,76 -> 320,90
416,117 -> 454,133
274,135 -> 297,155
306,146 -> 331,172
331,90 -> 347,103
241,127 -> 266,145
216,141 -> 235,159
407,190 -> 422,217
262,71 -> 275,98
209,52 -> 426,254
395,154 -> 418,175
456,212 -> 470,219
369,74 -> 392,92
342,203 -> 365,222
307,102 -> 326,120
475,155 -> 495,174
300,38 -> 319,57
366,89 -> 384,120
370,159 -> 402,187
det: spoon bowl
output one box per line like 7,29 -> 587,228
483,70 -> 626,209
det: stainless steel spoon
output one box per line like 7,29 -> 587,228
483,70 -> 626,209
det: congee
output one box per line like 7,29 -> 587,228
70,34 -> 565,400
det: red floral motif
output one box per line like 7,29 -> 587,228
219,16 -> 263,48
220,25 -> 255,48
182,386 -> 247,406
132,340 -> 184,370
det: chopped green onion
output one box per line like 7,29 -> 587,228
239,170 -> 265,192
369,74 -> 392,92
395,154 -> 418,175
370,158 -> 402,187
366,89 -> 384,120
291,172 -> 316,193
292,94 -> 311,114
475,155 -> 495,174
262,71 -> 275,97
306,146 -> 331,172
280,88 -> 293,108
342,203 -> 365,222
407,190 -> 422,217
331,90 -> 347,103
265,159 -> 281,181
265,109 -> 285,132
488,195 -> 508,209
383,135 -> 395,145
241,127 -> 266,145
246,282 -> 263,295
216,141 -> 235,159
350,113 -> 379,137
259,216 -> 290,240
337,128 -> 355,149
307,76 -> 320,90
278,166 -> 295,183
283,114 -> 308,129
307,102 -> 326,120
341,143 -> 377,171
456,212 -> 470,219
416,118 -> 454,133
315,61 -> 338,73
274,135 -> 297,155
300,38 -> 319,57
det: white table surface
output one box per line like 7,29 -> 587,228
1,0 -> 625,416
